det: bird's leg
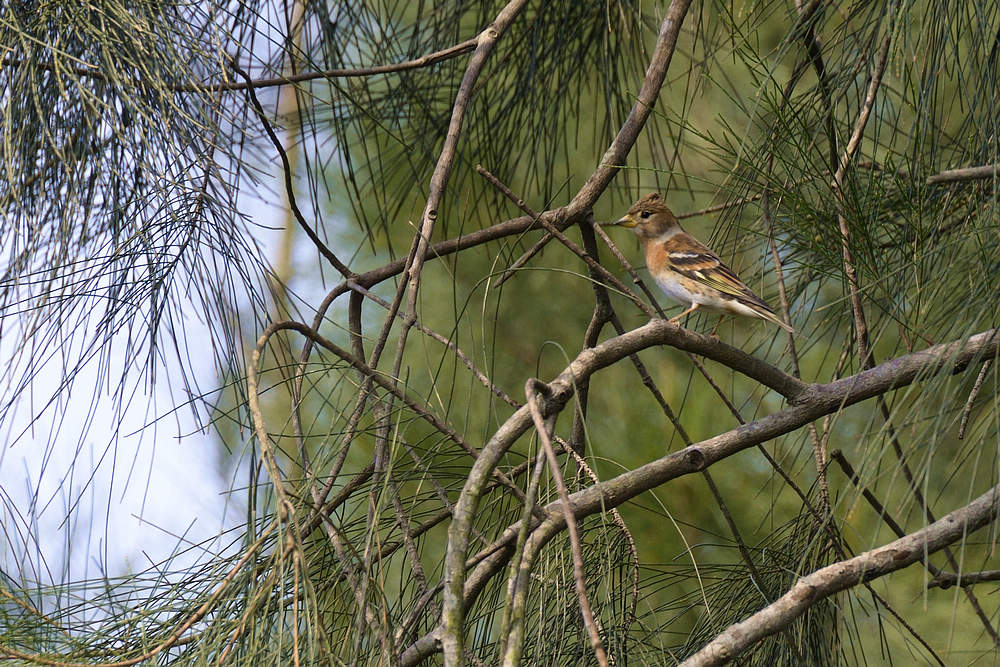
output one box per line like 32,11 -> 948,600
709,316 -> 726,338
669,303 -> 700,325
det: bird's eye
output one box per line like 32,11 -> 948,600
640,210 -> 651,219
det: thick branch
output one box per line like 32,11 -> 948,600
549,330 -> 999,523
682,484 -> 1000,666
408,320 -> 997,663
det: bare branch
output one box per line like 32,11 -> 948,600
476,165 -> 652,314
177,39 -> 479,92
2,38 -> 479,93
569,0 -> 693,207
681,484 -> 1000,666
234,63 -> 353,278
926,164 -> 1000,185
958,358 -> 992,439
254,320 -> 539,537
929,569 -> 1000,590
512,330 -> 1000,548
833,31 -> 892,369
406,323 -> 999,663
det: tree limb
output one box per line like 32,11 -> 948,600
681,484 -> 1000,666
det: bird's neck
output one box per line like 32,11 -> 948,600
639,224 -> 683,247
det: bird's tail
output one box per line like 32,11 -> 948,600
755,305 -> 796,334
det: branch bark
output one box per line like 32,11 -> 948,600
926,163 -> 1000,185
929,569 -> 1000,590
681,484 -> 1000,666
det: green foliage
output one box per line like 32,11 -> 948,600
3,0 -> 1000,664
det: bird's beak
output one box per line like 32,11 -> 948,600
616,214 -> 638,228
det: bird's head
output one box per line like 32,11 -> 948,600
615,192 -> 680,240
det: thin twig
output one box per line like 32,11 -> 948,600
819,28 -> 966,648
347,280 -> 520,408
958,358 -> 992,439
832,32 -> 891,369
760,0 -> 837,516
929,569 -> 1000,590
2,38 -> 478,93
233,63 -> 353,278
838,38 -> 1000,634
476,165 -> 652,314
860,160 -> 1000,186
493,0 -> 695,288
494,230 -> 558,287
394,0 -> 531,398
261,320 -> 538,518
830,451 -> 910,544
497,436 -> 549,660
389,17 -> 536,658
567,447 -> 641,636
764,188 -> 830,514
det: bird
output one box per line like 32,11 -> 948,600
614,192 -> 794,333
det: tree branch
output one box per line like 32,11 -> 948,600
926,164 -> 1000,185
681,484 -> 1000,666
929,569 -> 1000,590
234,63 -> 353,278
2,38 -> 479,93
522,380 -> 608,666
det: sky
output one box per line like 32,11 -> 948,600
0,284 -> 246,589
0,188 -> 323,594
0,1 -> 372,615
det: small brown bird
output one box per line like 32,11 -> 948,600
615,193 -> 794,333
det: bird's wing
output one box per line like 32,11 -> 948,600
662,233 -> 776,313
